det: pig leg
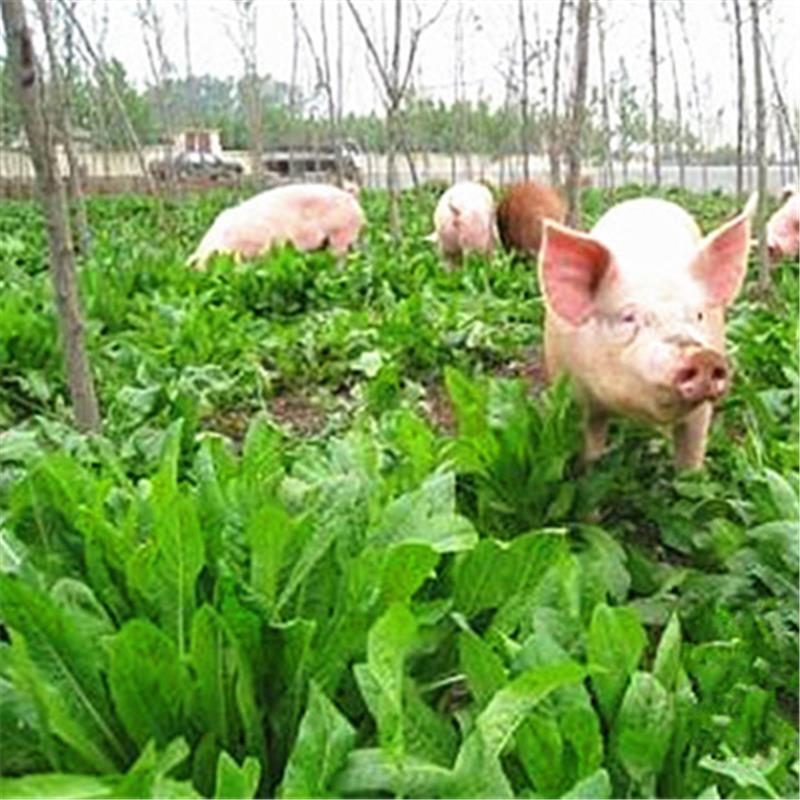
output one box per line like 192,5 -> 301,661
672,402 -> 712,469
581,404 -> 609,464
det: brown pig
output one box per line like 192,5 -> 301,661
766,189 -> 799,262
430,181 -> 496,266
496,181 -> 566,255
539,194 -> 756,469
188,183 -> 365,269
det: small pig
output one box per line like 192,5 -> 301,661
539,194 -> 756,469
430,181 -> 496,266
497,181 -> 566,255
188,183 -> 365,269
766,189 -> 799,261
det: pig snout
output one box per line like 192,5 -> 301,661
673,349 -> 729,403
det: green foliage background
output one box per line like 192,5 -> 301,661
0,185 -> 797,799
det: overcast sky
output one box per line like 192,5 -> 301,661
27,0 -> 800,143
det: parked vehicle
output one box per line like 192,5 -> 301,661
148,151 -> 244,182
262,140 -> 363,181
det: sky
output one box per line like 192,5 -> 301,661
20,0 -> 800,145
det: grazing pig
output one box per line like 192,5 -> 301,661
188,183 -> 364,269
539,194 -> 756,469
766,189 -> 799,261
496,181 -> 566,255
430,181 -> 496,266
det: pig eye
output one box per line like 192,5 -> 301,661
696,310 -> 705,322
620,309 -> 638,325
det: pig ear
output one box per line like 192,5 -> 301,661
539,220 -> 615,326
692,193 -> 756,306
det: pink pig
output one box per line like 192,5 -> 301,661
539,194 -> 756,469
766,189 -> 799,262
188,183 -> 365,269
430,181 -> 496,266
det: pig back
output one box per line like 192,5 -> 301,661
497,182 -> 566,255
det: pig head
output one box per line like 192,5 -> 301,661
539,195 -> 756,469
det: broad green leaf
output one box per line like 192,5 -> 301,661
109,619 -> 189,749
763,468 -> 799,521
214,751 -> 261,799
445,366 -> 489,441
614,671 -> 675,791
248,500 -> 294,612
354,603 -> 417,759
516,713 -> 563,794
152,494 -> 204,660
653,613 -> 682,692
587,603 -> 646,724
369,472 -> 478,553
276,478 -> 362,614
403,678 -> 459,766
188,605 -> 233,748
472,660 -> 587,758
450,733 -> 513,798
560,768 -> 612,798
454,530 -> 567,616
0,575 -> 126,771
514,627 -> 603,785
0,774 -> 115,799
279,681 -> 355,798
242,414 -> 284,490
334,748 -> 453,798
699,747 -> 781,799
115,737 -> 193,799
378,543 -> 439,604
459,629 -> 507,708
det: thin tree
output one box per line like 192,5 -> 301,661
2,0 -> 100,432
731,0 -> 746,198
674,1 -> 705,189
661,4 -> 684,189
549,0 -> 568,185
229,0 -> 263,178
595,0 -> 614,190
56,0 -> 157,193
759,31 -> 799,174
564,0 -> 591,227
749,0 -> 769,292
648,0 -> 660,186
295,1 -> 343,184
346,0 -> 448,238
518,0 -> 530,180
35,0 -> 90,251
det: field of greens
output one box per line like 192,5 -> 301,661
0,185 -> 797,799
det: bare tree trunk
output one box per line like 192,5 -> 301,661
2,0 -> 100,433
776,104 -> 786,186
759,31 -> 800,175
565,0 -> 591,227
661,5 -> 684,189
549,0 -> 567,185
346,0 -> 447,239
732,0 -> 745,199
750,0 -> 769,292
56,0 -> 156,194
595,0 -> 614,190
36,0 -> 90,252
318,1 -> 343,185
674,1 -> 705,193
289,0 -> 300,176
518,0 -> 530,180
386,106 -> 400,235
336,0 -> 345,178
649,0 -> 661,187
